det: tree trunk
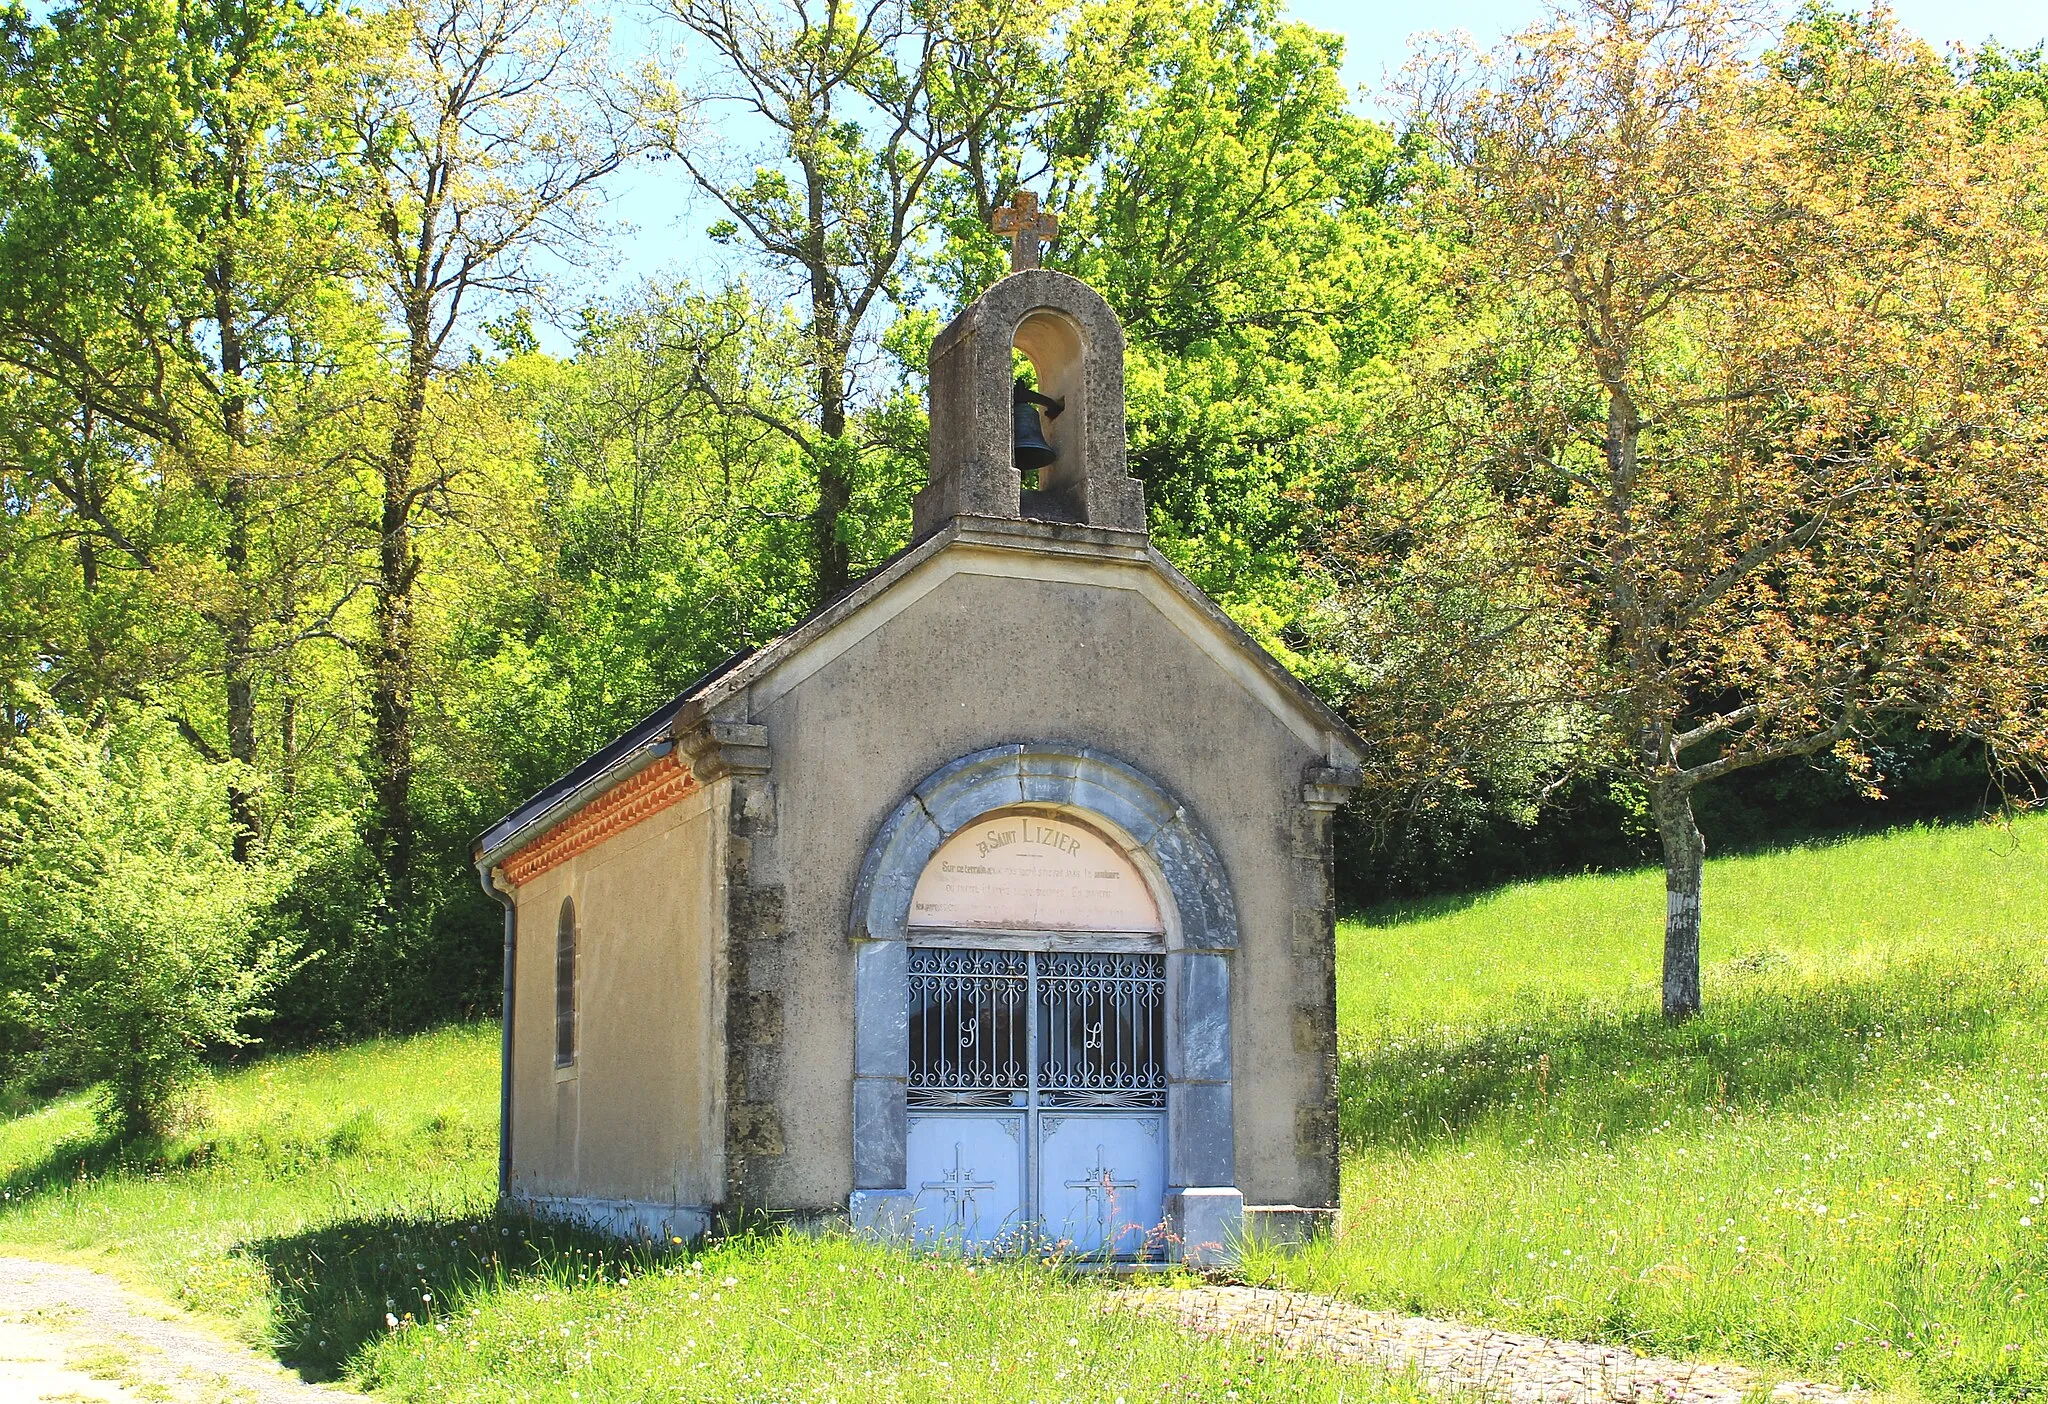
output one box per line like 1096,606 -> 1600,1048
803,147 -> 852,605
1650,776 -> 1705,1020
216,256 -> 260,863
812,389 -> 851,603
222,485 -> 259,863
279,686 -> 297,829
368,366 -> 426,917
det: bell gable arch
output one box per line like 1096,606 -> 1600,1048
913,270 -> 1147,535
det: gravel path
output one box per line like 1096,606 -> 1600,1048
1118,1285 -> 1870,1404
0,1257 -> 359,1403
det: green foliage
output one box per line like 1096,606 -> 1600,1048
1338,719 -> 1998,907
1967,39 -> 2048,124
0,0 -> 1448,1062
0,694 -> 302,1133
1258,813 -> 2048,1401
941,0 -> 1442,658
2,0 -> 2038,1075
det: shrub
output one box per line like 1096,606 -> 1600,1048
0,692 -> 303,1134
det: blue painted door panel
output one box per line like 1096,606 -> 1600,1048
906,1111 -> 1027,1250
1037,1112 -> 1167,1257
902,946 -> 1170,1258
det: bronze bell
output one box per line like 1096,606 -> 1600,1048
1011,378 -> 1064,472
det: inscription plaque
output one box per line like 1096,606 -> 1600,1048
909,813 -> 1162,932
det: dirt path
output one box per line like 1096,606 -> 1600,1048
1119,1285 -> 1870,1404
0,1257 -> 358,1404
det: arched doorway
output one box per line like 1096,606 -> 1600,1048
848,744 -> 1240,1260
903,809 -> 1167,1253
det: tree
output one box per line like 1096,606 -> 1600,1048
1062,1 -> 1427,660
641,0 -> 1053,603
0,690 -> 299,1133
908,0 -> 1433,683
331,0 -> 637,913
1328,0 -> 2048,1018
0,0 -> 363,859
433,285 -> 816,833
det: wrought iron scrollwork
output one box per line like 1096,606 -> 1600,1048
907,947 -> 1164,1109
908,948 -> 1028,1105
1038,951 -> 1166,1108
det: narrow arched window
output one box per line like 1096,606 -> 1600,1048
554,897 -> 577,1067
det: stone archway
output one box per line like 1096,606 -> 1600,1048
847,743 -> 1239,1249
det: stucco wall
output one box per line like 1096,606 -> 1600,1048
509,781 -> 725,1208
741,541 -> 1334,1210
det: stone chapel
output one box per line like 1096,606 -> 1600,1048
474,201 -> 1365,1264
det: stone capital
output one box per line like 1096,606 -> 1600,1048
678,720 -> 771,781
1300,762 -> 1361,813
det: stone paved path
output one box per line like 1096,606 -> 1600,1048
1118,1286 -> 1870,1404
0,1257 -> 358,1403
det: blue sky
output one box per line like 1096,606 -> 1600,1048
564,0 -> 2048,324
1289,0 -> 2044,94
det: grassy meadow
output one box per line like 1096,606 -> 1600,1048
1258,814 -> 2048,1403
0,1036 -> 1410,1400
0,814 -> 2042,1400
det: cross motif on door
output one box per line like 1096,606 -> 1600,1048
992,190 -> 1059,272
1064,1144 -> 1139,1228
920,1141 -> 998,1228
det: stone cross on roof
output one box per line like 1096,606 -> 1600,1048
992,189 -> 1059,272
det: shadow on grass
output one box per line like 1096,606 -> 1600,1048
239,1207 -> 671,1381
0,1113 -> 232,1195
0,1107 -> 329,1204
1340,947 -> 2035,1153
0,1122 -> 167,1202
1345,888 -> 1489,928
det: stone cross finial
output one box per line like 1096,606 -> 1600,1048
991,189 -> 1059,272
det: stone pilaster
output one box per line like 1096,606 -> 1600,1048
1293,762 -> 1360,1209
682,718 -> 785,1217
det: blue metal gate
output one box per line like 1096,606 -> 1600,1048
904,947 -> 1166,1256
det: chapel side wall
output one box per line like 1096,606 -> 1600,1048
738,552 -> 1336,1212
508,782 -> 726,1209
508,860 -> 574,1198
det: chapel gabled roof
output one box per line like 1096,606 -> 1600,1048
474,515 -> 1365,874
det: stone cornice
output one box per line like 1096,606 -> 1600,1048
498,753 -> 701,888
674,719 -> 773,781
1300,763 -> 1363,812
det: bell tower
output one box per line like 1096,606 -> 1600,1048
912,193 -> 1147,539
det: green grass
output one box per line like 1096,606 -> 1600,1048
5,814 -> 2044,1401
1256,814 -> 2048,1403
0,1027 -> 501,1345
1335,818 -> 2044,1032
0,1034 -> 1419,1400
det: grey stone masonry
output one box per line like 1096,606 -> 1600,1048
685,716 -> 786,1217
915,270 -> 1146,537
848,742 -> 1238,1196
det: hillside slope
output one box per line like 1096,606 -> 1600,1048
1273,815 -> 2048,1403
1,816 -> 2040,1400
0,1046 -> 1394,1400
